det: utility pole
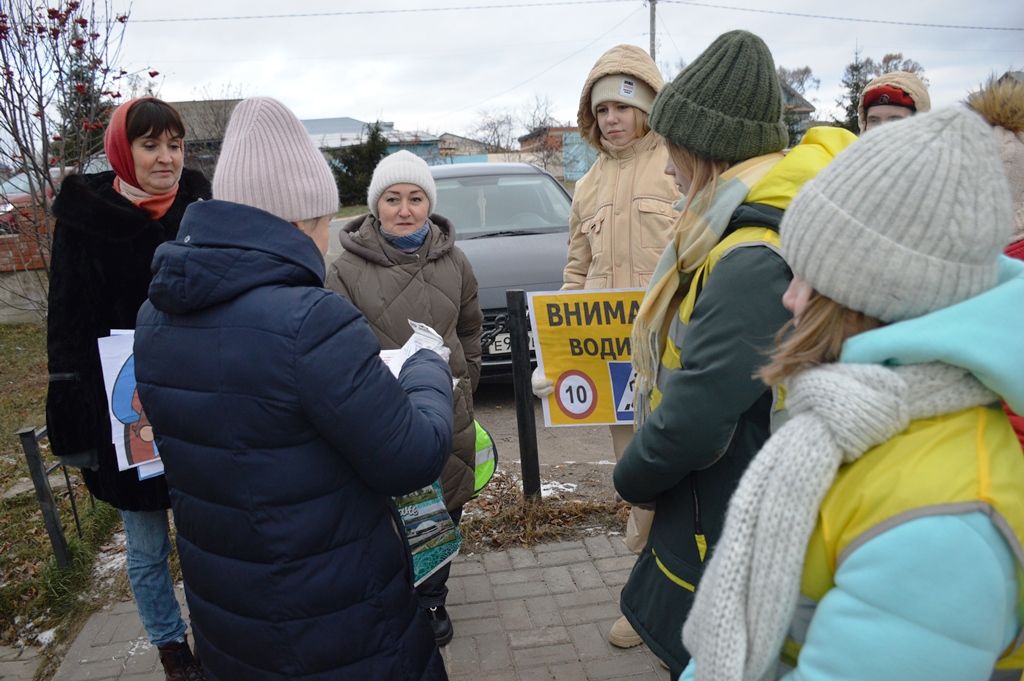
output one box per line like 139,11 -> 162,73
649,0 -> 657,62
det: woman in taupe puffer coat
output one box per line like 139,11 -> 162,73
325,150 -> 482,649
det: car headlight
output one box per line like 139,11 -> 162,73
0,202 -> 13,214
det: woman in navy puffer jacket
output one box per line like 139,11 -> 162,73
134,97 -> 453,681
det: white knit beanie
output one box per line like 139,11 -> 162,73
590,74 -> 657,115
366,150 -> 437,218
781,106 -> 1014,323
213,97 -> 338,223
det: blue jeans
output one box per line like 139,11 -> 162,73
120,509 -> 186,646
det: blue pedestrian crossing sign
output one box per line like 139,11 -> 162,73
607,361 -> 637,423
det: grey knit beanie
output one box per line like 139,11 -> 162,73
367,150 -> 437,218
649,29 -> 787,162
213,97 -> 338,223
781,107 -> 1013,323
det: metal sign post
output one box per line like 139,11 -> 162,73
505,289 -> 542,500
19,426 -> 71,569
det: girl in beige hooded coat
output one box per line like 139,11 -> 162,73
562,44 -> 680,291
532,43 -> 680,650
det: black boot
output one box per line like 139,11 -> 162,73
426,605 -> 454,647
157,635 -> 205,681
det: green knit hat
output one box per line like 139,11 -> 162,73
650,30 -> 788,162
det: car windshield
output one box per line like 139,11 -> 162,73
436,173 -> 571,240
0,172 -> 37,196
0,167 -> 67,198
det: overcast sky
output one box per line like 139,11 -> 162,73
115,0 -> 1024,138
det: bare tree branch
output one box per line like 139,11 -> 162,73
0,0 -> 138,318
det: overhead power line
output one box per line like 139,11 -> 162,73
131,0 -> 632,23
444,4 -> 645,115
132,1 -> 1023,32
660,1 -> 1024,31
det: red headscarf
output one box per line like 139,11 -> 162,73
103,97 -> 153,188
103,97 -> 180,218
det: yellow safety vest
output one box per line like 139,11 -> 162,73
784,406 -> 1024,672
648,226 -> 784,581
652,226 -> 781,409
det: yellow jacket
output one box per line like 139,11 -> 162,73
782,405 -> 1024,677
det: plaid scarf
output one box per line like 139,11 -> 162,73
631,153 -> 783,423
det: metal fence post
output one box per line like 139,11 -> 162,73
506,289 -> 542,500
19,426 -> 72,569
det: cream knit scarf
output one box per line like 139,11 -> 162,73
682,362 -> 996,681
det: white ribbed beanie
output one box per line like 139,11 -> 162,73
781,106 -> 1013,323
590,74 -> 657,115
367,150 -> 437,218
213,97 -> 339,222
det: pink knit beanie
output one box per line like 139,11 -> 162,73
213,97 -> 338,222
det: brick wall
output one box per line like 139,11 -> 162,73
0,214 -> 51,274
0,233 -> 49,273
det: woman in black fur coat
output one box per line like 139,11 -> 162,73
46,97 -> 210,681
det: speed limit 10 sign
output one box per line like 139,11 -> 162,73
554,370 -> 598,420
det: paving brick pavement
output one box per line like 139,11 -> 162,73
44,536 -> 668,681
0,643 -> 41,681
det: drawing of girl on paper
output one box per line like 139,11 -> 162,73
111,355 -> 159,466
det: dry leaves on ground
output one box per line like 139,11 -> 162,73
461,470 -> 628,552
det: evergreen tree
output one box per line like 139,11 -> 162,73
835,49 -> 873,134
327,122 -> 389,207
834,50 -> 927,134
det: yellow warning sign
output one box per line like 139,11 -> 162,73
528,288 -> 644,427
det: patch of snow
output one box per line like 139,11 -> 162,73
92,530 -> 127,589
36,628 -> 57,647
540,481 -> 578,496
125,637 -> 152,658
93,551 -> 126,578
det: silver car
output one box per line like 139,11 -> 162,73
431,162 -> 572,376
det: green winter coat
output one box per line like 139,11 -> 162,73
613,129 -> 853,676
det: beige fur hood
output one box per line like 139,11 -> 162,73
858,71 -> 931,132
577,44 -> 664,150
968,75 -> 1024,238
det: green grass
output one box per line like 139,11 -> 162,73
0,323 -> 48,454
336,204 -> 368,219
0,323 -> 125,660
35,502 -> 120,612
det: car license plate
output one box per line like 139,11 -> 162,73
487,333 -> 534,355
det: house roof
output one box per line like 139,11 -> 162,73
301,117 -> 370,135
168,99 -> 242,142
518,126 -> 577,143
299,117 -> 373,149
779,81 -> 815,114
439,132 -> 488,145
167,104 -> 440,150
